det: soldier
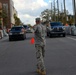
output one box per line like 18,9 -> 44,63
33,18 -> 46,75
44,21 -> 51,37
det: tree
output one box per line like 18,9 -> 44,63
41,9 -> 51,21
0,9 -> 8,28
27,24 -> 33,28
41,8 -> 74,24
41,7 -> 58,22
14,14 -> 22,25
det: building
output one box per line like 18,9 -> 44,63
12,7 -> 18,26
0,2 -> 3,29
0,0 -> 17,29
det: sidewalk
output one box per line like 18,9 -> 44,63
0,30 -> 3,39
0,29 -> 8,40
0,36 -> 8,42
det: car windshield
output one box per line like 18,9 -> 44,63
11,27 -> 22,31
50,22 -> 63,26
23,25 -> 28,29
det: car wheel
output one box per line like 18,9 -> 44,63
49,34 -> 52,38
9,38 -> 12,41
47,32 -> 49,36
22,35 -> 25,40
22,36 -> 25,40
25,35 -> 26,39
58,34 -> 61,36
63,34 -> 66,37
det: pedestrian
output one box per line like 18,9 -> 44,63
43,21 -> 51,37
0,26 -> 2,39
33,18 -> 46,75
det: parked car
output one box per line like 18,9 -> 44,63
23,25 -> 32,33
9,26 -> 26,41
47,22 -> 66,37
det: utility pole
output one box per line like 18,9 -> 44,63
63,0 -> 66,24
61,2 -> 63,22
51,2 -> 52,21
61,3 -> 63,12
57,0 -> 59,22
73,0 -> 76,26
54,0 -> 56,21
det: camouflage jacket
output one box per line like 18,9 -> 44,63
33,24 -> 46,46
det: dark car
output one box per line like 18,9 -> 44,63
9,26 -> 26,41
47,22 -> 66,37
23,25 -> 32,33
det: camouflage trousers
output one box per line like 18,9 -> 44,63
35,44 -> 45,71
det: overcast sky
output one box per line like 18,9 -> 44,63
13,0 -> 73,25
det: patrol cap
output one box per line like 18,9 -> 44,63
35,17 -> 41,21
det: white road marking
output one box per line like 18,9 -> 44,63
67,37 -> 76,41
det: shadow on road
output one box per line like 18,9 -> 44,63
22,71 -> 38,75
46,36 -> 66,39
1,36 -> 66,43
1,37 -> 33,43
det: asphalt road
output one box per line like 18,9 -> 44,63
0,34 -> 76,75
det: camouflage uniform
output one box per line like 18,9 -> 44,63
34,23 -> 46,71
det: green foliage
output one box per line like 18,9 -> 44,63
14,14 -> 22,25
41,9 -> 74,24
0,9 -> 8,28
27,24 -> 32,28
0,11 -> 7,18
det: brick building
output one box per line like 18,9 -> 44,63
0,0 -> 17,29
0,2 -> 3,29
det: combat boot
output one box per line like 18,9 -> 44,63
36,69 -> 41,74
41,70 -> 46,75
